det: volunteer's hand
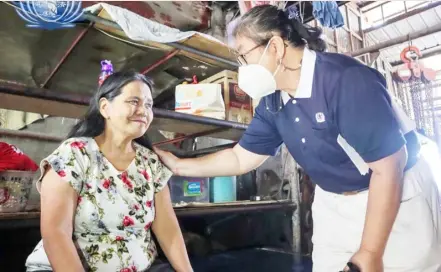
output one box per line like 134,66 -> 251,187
153,147 -> 180,174
344,249 -> 383,272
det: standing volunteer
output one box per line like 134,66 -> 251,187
154,5 -> 441,272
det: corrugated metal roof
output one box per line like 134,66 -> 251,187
365,2 -> 441,68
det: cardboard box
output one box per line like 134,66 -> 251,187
201,70 -> 253,124
175,83 -> 226,120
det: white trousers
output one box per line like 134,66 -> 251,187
311,157 -> 441,272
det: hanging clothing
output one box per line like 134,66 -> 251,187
312,1 -> 344,29
0,142 -> 38,172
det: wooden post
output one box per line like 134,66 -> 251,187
345,5 -> 354,52
334,29 -> 340,53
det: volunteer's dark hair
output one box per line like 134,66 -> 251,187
233,4 -> 327,52
67,70 -> 154,150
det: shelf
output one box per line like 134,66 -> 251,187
174,200 -> 296,216
152,108 -> 248,141
0,201 -> 295,229
0,82 -> 249,141
0,211 -> 40,220
0,211 -> 40,229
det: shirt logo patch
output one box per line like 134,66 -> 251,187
315,112 -> 326,123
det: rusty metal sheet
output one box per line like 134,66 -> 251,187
91,9 -> 237,69
0,2 -> 247,142
0,2 -> 233,108
81,1 -> 209,31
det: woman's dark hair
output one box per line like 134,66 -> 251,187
67,70 -> 154,150
233,4 -> 327,52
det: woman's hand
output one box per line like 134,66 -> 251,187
154,144 -> 267,178
153,147 -> 180,174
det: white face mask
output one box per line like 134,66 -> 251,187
238,40 -> 282,100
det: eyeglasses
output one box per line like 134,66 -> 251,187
236,40 -> 289,66
236,43 -> 264,66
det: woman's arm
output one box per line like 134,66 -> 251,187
154,98 -> 282,178
152,186 -> 192,272
40,168 -> 84,272
360,147 -> 407,253
154,144 -> 269,178
334,66 -> 409,270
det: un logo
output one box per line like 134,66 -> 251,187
14,1 -> 84,30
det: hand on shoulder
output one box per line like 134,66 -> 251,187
153,147 -> 179,175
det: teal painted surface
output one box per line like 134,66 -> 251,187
210,176 -> 237,203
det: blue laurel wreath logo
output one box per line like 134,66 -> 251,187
14,1 -> 84,30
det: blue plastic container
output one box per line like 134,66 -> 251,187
210,176 -> 237,203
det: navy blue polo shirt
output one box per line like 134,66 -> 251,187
239,48 -> 419,194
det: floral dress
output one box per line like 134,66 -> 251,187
25,137 -> 173,272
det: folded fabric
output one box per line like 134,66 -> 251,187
312,1 -> 344,29
0,142 -> 39,172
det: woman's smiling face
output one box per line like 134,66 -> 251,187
100,80 -> 154,140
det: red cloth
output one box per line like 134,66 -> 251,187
0,142 -> 39,172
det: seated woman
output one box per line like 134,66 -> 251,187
25,71 -> 192,272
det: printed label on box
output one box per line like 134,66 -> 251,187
228,83 -> 253,124
232,84 -> 247,102
229,83 -> 250,104
184,181 -> 202,196
175,101 -> 192,111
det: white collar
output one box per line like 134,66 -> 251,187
281,47 -> 316,104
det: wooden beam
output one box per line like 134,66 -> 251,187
362,1 -> 389,13
0,128 -> 64,142
346,3 -> 361,17
334,28 -> 340,53
359,1 -> 386,12
343,25 -> 363,41
0,93 -> 86,119
368,51 -> 381,66
345,5 -> 354,52
323,35 -> 337,47
360,7 -> 368,63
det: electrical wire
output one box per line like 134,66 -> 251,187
2,1 -> 20,10
94,28 -> 216,68
94,28 -> 161,51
